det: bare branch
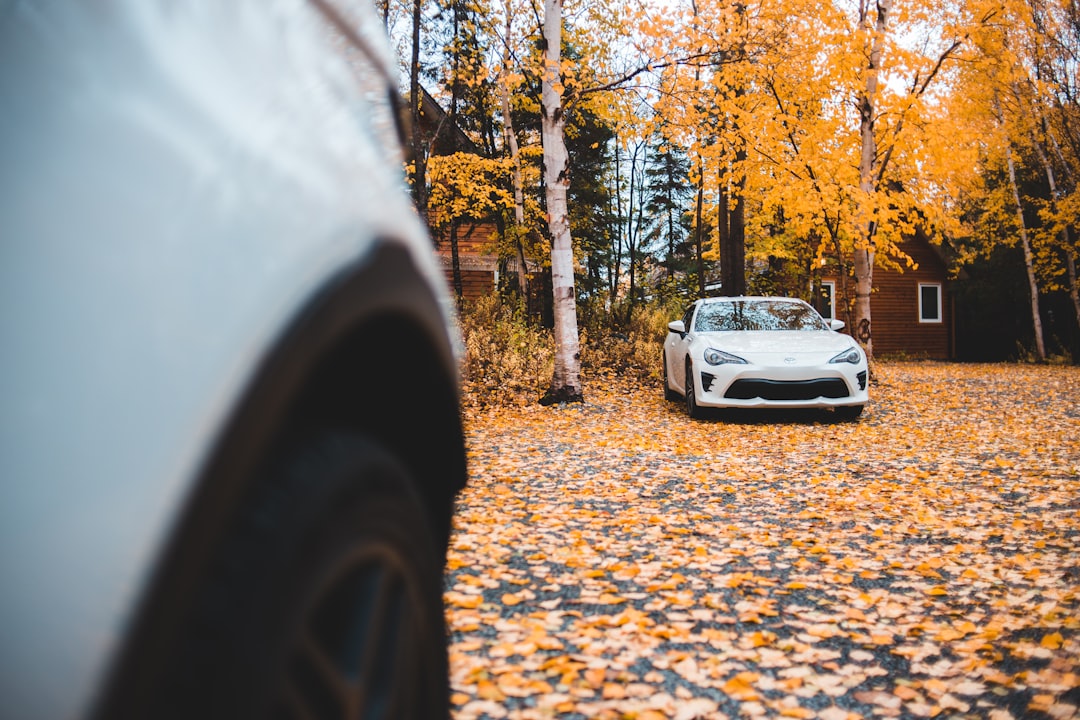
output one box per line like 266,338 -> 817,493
573,50 -> 736,102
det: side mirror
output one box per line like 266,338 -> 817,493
829,319 -> 845,331
668,320 -> 686,335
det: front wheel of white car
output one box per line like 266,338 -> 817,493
157,429 -> 450,720
684,360 -> 704,420
663,352 -> 680,402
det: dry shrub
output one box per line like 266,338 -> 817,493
457,294 -> 553,409
458,296 -> 685,408
581,302 -> 681,382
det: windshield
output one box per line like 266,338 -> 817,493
694,300 -> 828,332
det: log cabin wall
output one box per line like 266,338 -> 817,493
826,235 -> 954,359
432,219 -> 500,302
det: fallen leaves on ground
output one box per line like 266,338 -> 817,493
446,361 -> 1080,720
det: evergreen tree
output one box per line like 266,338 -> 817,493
643,134 -> 693,286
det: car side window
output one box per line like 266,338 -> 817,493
682,306 -> 696,333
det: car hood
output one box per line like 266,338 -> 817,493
697,330 -> 857,355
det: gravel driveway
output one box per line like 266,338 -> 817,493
445,362 -> 1080,720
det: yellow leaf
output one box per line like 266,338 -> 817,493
1029,694 -> 1055,712
446,592 -> 483,609
1040,632 -> 1063,649
584,667 -> 606,687
476,679 -> 505,702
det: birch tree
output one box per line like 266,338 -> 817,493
846,0 -> 968,357
540,0 -> 583,404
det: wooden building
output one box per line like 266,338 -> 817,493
819,231 -> 955,359
416,87 -> 540,303
436,217 -> 502,300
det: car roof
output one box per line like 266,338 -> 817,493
695,296 -> 809,304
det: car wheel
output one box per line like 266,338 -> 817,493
663,352 -> 680,402
835,405 -> 864,421
160,429 -> 449,720
684,360 -> 703,419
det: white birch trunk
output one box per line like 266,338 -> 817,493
541,0 -> 582,402
852,0 -> 891,359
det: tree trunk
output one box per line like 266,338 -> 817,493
852,0 -> 891,358
626,141 -> 645,320
1067,251 -> 1080,333
720,154 -> 747,296
722,5 -> 748,297
831,225 -> 853,332
409,0 -> 427,222
718,169 -> 730,293
693,170 -> 706,297
499,1 -> 529,296
449,219 -> 463,305
1005,144 -> 1047,360
731,171 -> 746,296
666,166 -> 676,279
1031,124 -> 1080,334
611,140 -> 624,307
629,143 -> 649,318
540,0 -> 582,404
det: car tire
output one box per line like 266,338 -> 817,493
835,405 -> 864,421
159,429 -> 450,720
663,352 -> 680,402
684,360 -> 703,419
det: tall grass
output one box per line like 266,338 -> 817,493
457,294 -> 554,408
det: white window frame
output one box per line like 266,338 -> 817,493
918,282 -> 943,324
820,281 -> 836,320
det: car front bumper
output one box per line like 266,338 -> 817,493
694,362 -> 869,409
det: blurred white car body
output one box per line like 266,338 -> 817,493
0,2 -> 466,719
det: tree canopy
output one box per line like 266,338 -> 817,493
384,0 -> 1080,388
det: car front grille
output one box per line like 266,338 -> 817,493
724,378 -> 850,401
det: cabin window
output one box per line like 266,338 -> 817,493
819,281 -> 836,320
918,283 -> 942,323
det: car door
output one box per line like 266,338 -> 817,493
666,304 -> 697,393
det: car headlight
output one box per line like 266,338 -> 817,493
829,347 -> 862,364
704,348 -> 748,365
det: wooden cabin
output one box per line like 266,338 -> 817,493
416,87 -> 540,303
434,215 -> 502,300
819,232 -> 955,359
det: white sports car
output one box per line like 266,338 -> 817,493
663,297 -> 869,420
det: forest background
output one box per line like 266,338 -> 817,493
378,0 -> 1080,405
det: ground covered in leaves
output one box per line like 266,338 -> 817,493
445,362 -> 1080,720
